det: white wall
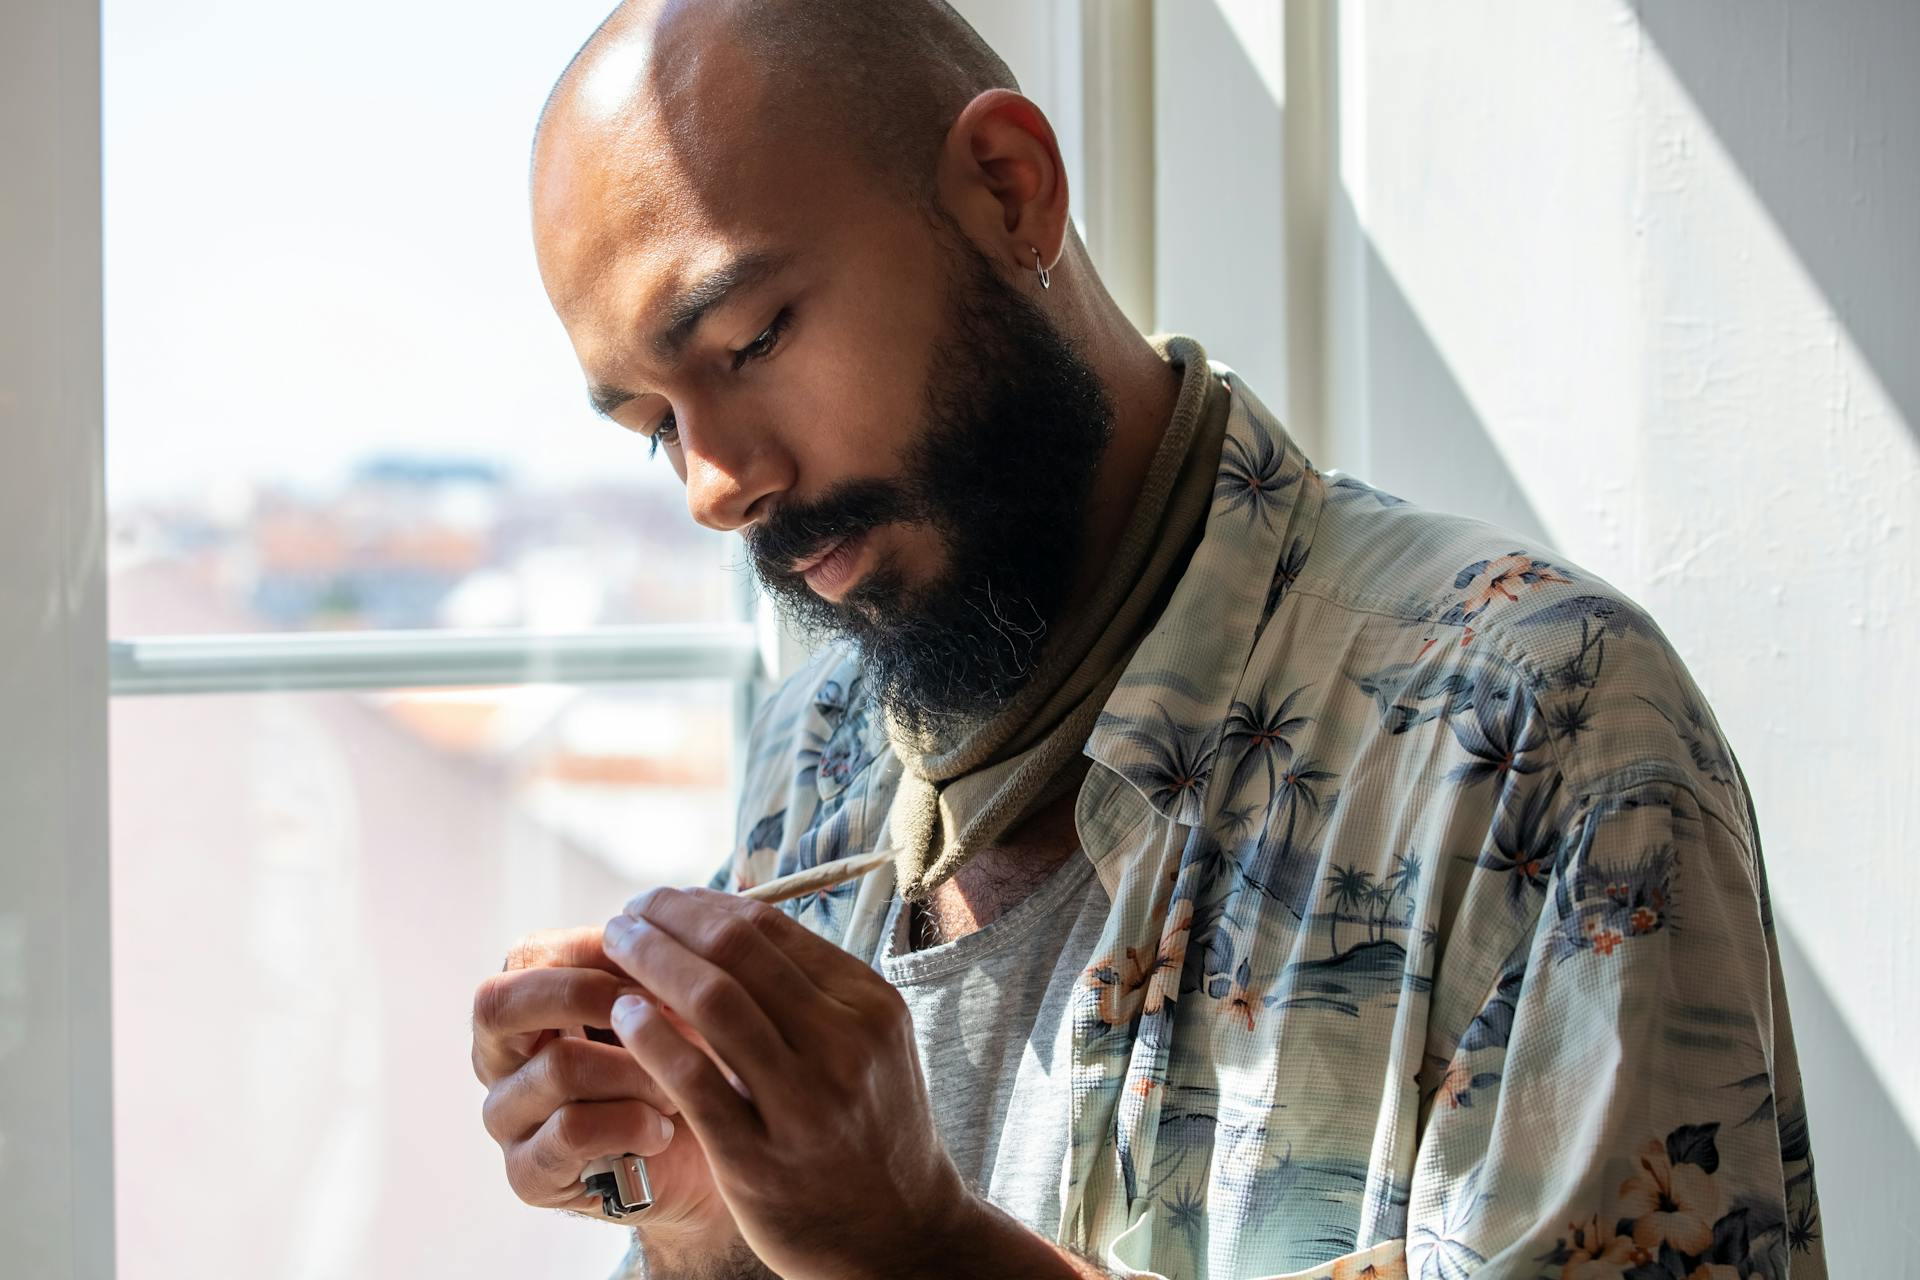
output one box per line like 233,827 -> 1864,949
1152,0 -> 1291,438
1155,0 -> 1916,1269
1316,2 -> 1918,1271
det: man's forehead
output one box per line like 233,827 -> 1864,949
573,235 -> 788,375
534,107 -> 837,329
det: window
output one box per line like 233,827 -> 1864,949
99,2 -> 755,1274
5,1 -> 1125,1274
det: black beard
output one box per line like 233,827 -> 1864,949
744,233 -> 1113,736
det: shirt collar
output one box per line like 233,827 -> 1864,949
1082,365 -> 1325,827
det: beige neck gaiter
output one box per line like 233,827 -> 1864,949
884,334 -> 1230,902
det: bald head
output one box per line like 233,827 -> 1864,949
536,0 -> 1018,204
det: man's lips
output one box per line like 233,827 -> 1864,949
797,528 -> 874,599
789,534 -> 854,576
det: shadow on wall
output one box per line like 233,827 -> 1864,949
1327,186 -> 1556,550
1636,0 -> 1920,446
1777,923 -> 1920,1271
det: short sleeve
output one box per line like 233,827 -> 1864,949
1404,775 -> 1825,1278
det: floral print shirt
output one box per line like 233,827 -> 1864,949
711,363 -> 1825,1280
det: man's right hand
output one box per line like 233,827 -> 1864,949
471,925 -> 734,1242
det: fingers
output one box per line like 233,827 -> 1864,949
704,886 -> 863,974
602,897 -> 804,1102
502,924 -> 631,976
613,887 -> 844,1038
483,1035 -> 678,1146
610,992 -> 762,1169
472,964 -> 645,1083
507,1098 -> 678,1208
639,886 -> 881,1009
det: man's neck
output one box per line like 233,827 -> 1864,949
1059,323 -> 1186,627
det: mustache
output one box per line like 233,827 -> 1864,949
743,478 -> 919,579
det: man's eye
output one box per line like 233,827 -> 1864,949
648,412 -> 679,459
731,308 -> 793,372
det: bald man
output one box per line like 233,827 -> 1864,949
471,3 -> 1826,1278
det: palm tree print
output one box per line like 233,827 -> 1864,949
1473,774 -> 1565,912
1549,616 -> 1608,692
1102,701 -> 1220,819
1637,693 -> 1736,787
1263,535 -> 1312,621
1364,880 -> 1397,942
1272,754 -> 1338,864
1163,1182 -> 1209,1264
1221,683 -> 1312,807
1381,851 -> 1424,927
1445,687 -> 1549,788
1545,690 -> 1593,743
1324,863 -> 1376,956
1787,1200 -> 1822,1254
1234,782 -> 1337,916
1213,425 -> 1299,528
1408,1161 -> 1489,1279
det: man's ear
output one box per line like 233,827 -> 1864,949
934,89 -> 1070,277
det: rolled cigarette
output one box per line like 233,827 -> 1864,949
740,849 -> 893,905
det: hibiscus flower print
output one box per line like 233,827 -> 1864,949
1087,948 -> 1154,1026
1618,1135 -> 1722,1255
1536,1124 -> 1768,1279
1457,552 -> 1574,617
1424,552 -> 1577,645
1329,1253 -> 1408,1280
1545,1214 -> 1651,1279
1143,899 -> 1193,1018
1087,908 -> 1192,1028
1434,1060 -> 1502,1110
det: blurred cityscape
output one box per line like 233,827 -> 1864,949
108,460 -> 743,1279
110,454 -> 740,634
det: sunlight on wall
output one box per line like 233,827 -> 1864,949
1210,0 -> 1283,107
1329,1 -> 1918,1267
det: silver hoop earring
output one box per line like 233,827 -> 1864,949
1031,246 -> 1051,290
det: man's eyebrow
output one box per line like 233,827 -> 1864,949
588,383 -> 638,420
654,249 -> 795,360
585,250 -> 796,421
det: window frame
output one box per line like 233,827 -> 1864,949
1,0 -> 115,1275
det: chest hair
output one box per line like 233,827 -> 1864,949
909,786 -> 1082,949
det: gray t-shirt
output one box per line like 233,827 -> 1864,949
867,849 -> 1113,1240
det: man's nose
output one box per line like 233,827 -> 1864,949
679,406 -> 792,532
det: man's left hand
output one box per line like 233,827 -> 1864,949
600,886 -> 986,1280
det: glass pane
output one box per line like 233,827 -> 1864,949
110,681 -> 737,1278
103,0 -> 737,636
